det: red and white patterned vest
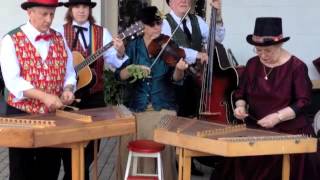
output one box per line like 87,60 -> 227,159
7,27 -> 68,114
64,23 -> 104,94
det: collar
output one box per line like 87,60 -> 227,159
23,21 -> 51,42
169,10 -> 190,24
72,21 -> 90,29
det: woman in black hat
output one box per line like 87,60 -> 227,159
219,17 -> 320,180
115,6 -> 188,180
56,1 -> 127,180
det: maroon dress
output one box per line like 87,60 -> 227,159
218,56 -> 320,180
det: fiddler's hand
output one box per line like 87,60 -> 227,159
211,0 -> 221,10
196,52 -> 208,64
126,64 -> 151,83
257,113 -> 280,128
176,58 -> 189,71
113,36 -> 125,58
233,106 -> 248,121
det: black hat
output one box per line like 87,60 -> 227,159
313,57 -> 320,75
21,0 -> 63,10
64,0 -> 96,8
137,6 -> 162,26
246,17 -> 290,46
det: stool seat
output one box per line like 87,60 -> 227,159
128,140 -> 165,153
127,176 -> 158,180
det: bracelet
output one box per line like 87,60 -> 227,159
236,105 -> 245,108
63,86 -> 74,92
277,111 -> 283,122
235,100 -> 246,107
117,53 -> 125,59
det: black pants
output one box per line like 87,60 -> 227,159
62,92 -> 105,180
3,104 -> 62,180
9,148 -> 61,180
175,75 -> 201,117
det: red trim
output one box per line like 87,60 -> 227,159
252,35 -> 284,43
127,176 -> 158,180
27,0 -> 59,5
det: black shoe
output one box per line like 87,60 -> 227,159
191,167 -> 204,176
191,160 -> 204,176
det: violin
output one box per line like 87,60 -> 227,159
147,34 -> 201,77
148,34 -> 185,67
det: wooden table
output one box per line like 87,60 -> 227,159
0,105 -> 136,180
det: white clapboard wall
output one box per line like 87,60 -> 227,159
222,0 -> 320,80
1,0 -> 320,79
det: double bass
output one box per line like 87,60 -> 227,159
198,7 -> 239,124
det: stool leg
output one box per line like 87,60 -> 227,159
132,155 -> 138,175
157,152 -> 163,180
124,151 -> 132,180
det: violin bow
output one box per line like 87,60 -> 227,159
149,7 -> 191,69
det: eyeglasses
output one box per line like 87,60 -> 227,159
150,20 -> 163,27
253,47 -> 276,55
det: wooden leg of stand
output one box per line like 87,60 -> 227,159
93,140 -> 98,180
178,148 -> 183,180
183,149 -> 191,180
282,154 -> 290,180
80,143 -> 85,180
72,143 -> 85,180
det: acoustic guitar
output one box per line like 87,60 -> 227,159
73,21 -> 144,91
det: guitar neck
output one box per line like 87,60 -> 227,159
73,21 -> 143,73
74,42 -> 114,73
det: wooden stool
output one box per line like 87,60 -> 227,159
124,140 -> 165,180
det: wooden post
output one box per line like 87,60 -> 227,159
183,149 -> 191,180
93,140 -> 98,180
178,148 -> 183,180
71,143 -> 80,180
282,154 -> 290,180
72,142 -> 85,180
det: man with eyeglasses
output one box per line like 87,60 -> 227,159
162,0 -> 226,176
163,0 -> 225,123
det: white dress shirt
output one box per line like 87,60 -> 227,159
56,21 -> 128,70
162,10 -> 226,64
0,22 -> 77,101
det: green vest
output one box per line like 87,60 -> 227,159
165,13 -> 202,51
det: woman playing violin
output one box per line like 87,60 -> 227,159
115,6 -> 188,180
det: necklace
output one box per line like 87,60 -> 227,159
263,65 -> 273,80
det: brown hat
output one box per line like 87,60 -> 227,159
21,0 -> 63,10
246,17 -> 290,46
64,0 -> 96,8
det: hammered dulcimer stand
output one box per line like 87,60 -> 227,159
0,105 -> 135,180
154,115 -> 317,180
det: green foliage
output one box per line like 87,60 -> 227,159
104,70 -> 124,105
126,64 -> 150,83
